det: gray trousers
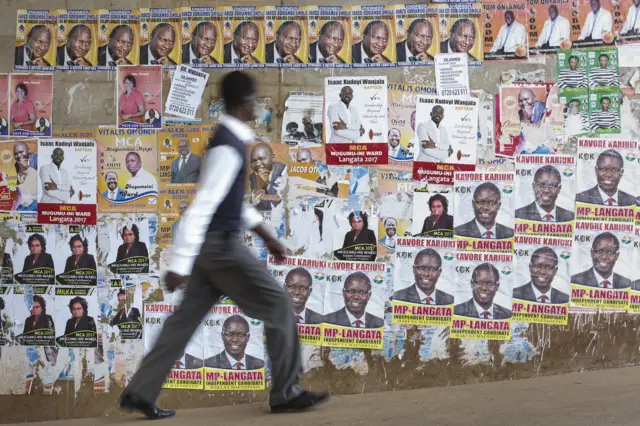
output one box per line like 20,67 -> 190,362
125,230 -> 303,406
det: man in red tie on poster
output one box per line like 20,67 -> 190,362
571,232 -> 632,289
324,272 -> 384,329
576,150 -> 635,207
453,182 -> 515,240
284,268 -> 324,325
204,315 -> 265,370
454,263 -> 512,320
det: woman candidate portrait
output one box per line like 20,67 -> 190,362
63,296 -> 97,335
11,83 -> 36,132
115,224 -> 149,262
22,233 -> 55,272
23,295 -> 55,335
342,211 -> 376,248
64,234 -> 97,273
119,75 -> 145,123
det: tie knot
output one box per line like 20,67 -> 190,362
539,295 -> 549,303
544,214 -> 553,221
482,311 -> 490,319
295,315 -> 302,324
607,198 -> 615,206
425,296 -> 433,304
235,361 -> 244,370
601,280 -> 611,289
355,319 -> 363,327
483,231 -> 494,239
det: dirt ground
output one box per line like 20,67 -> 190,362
4,366 -> 640,425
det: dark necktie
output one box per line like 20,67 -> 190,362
544,214 -> 553,222
607,198 -> 615,206
174,360 -> 183,368
235,362 -> 244,370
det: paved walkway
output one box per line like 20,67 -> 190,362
5,366 -> 640,425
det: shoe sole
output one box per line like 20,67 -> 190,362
270,395 -> 331,413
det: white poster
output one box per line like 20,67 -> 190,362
281,92 -> 323,146
435,53 -> 470,97
165,65 -> 209,120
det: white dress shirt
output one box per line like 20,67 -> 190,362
536,16 -> 571,47
345,308 -> 367,327
598,187 -> 618,206
536,203 -> 557,222
106,188 -> 119,201
225,350 -> 247,370
622,5 -> 640,33
490,21 -> 527,53
125,168 -> 158,196
19,167 -> 37,207
327,101 -> 363,143
177,152 -> 192,171
147,46 -> 159,64
416,284 -> 436,305
475,219 -> 497,239
380,235 -> 396,249
579,8 -> 613,40
532,284 -> 552,303
593,268 -> 614,288
415,121 -> 451,162
39,162 -> 72,203
294,309 -> 306,324
389,145 -> 401,158
473,300 -> 494,319
168,114 -> 265,277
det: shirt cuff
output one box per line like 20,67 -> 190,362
241,204 -> 263,229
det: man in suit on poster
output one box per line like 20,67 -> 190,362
352,20 -> 392,64
571,232 -> 632,289
393,248 -> 454,305
224,21 -> 262,64
575,150 -> 635,206
454,263 -> 512,319
440,18 -> 479,62
515,165 -> 575,222
309,21 -> 347,64
204,315 -> 265,370
171,139 -> 202,183
140,23 -> 177,66
513,247 -> 570,304
182,22 -> 219,65
57,24 -> 94,67
249,143 -> 286,211
454,182 -> 514,239
284,267 -> 324,325
266,21 -> 303,64
97,25 -> 134,66
15,25 -> 52,67
396,19 -> 434,62
578,0 -> 613,42
324,272 -> 384,328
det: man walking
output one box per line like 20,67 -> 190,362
118,71 -> 330,419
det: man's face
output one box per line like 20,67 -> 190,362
69,28 -> 92,60
51,149 -> 64,167
222,320 -> 249,357
569,57 -> 578,70
319,24 -> 344,57
71,302 -> 84,319
407,22 -> 433,55
194,25 -> 216,57
339,87 -> 353,104
178,140 -> 190,156
384,219 -> 397,237
472,188 -> 501,228
529,253 -> 558,292
431,106 -> 444,124
278,23 -> 301,56
413,254 -> 441,295
122,228 -> 135,245
126,153 -> 141,175
28,28 -> 51,59
518,90 -> 536,114
342,277 -> 370,316
389,129 -> 400,148
296,150 -> 312,163
599,55 -> 609,69
150,26 -> 175,58
364,23 -> 389,57
178,201 -> 188,215
72,241 -> 84,256
471,267 -> 499,306
250,145 -> 274,174
287,125 -> 298,136
13,143 -> 29,165
106,174 -> 118,190
31,301 -> 42,316
533,171 -> 561,209
600,98 -> 610,111
504,12 -> 514,26
591,0 -> 600,12
591,236 -> 619,277
451,22 -> 476,53
235,23 -> 259,56
109,28 -> 133,60
549,6 -> 558,20
595,154 -> 623,193
284,272 -> 312,311
29,239 -> 42,255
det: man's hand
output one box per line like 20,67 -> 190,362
332,119 -> 347,130
327,54 -> 340,64
115,58 -> 129,65
283,55 -> 298,63
164,271 -> 188,293
199,55 -> 213,64
33,57 -> 48,66
448,145 -> 454,157
74,57 -> 90,66
265,238 -> 287,262
44,178 -> 58,191
69,186 -> 75,198
242,55 -> 254,64
422,138 -> 436,149
360,125 -> 365,136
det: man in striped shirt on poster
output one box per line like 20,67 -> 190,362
558,55 -> 587,89
590,96 -> 620,132
589,53 -> 618,88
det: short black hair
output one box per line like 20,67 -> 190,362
220,71 -> 256,111
123,75 -> 136,88
415,248 -> 442,267
407,18 -> 431,36
68,296 -> 89,316
33,295 -> 47,314
568,55 -> 579,63
126,151 -> 141,162
344,271 -> 371,291
285,267 -> 312,286
278,21 -> 300,38
472,263 -> 500,282
600,96 -> 611,105
596,149 -> 623,167
69,234 -> 89,254
534,165 -> 561,182
15,83 -> 28,97
151,23 -> 175,41
592,231 -> 620,251
27,25 -> 51,41
450,18 -> 476,36
28,233 -> 47,252
121,223 -> 141,242
504,10 -> 515,18
363,20 -> 388,37
428,193 -> 449,215
473,182 -> 501,201
223,314 -> 249,331
192,21 -> 216,39
68,24 -> 92,42
531,247 -> 558,265
348,211 -> 369,229
320,21 -> 344,37
599,53 -> 609,61
109,24 -> 133,41
234,21 -> 259,38
286,122 -> 298,131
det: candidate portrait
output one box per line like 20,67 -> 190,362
571,232 -> 632,289
102,172 -> 126,201
284,267 -> 323,325
489,11 -> 526,55
22,233 -> 54,272
140,23 -> 177,66
379,217 -> 398,249
324,271 -> 384,328
327,86 -> 365,143
266,21 -> 303,64
204,315 -> 265,370
515,165 -> 574,222
109,289 -> 142,327
309,21 -> 346,64
578,0 -> 612,41
15,25 -> 52,67
98,24 -> 134,66
420,194 -> 454,236
440,18 -> 479,62
63,234 -> 97,273
57,24 -> 93,67
342,211 -> 377,249
224,21 -> 261,64
535,5 -> 570,49
576,149 -> 634,206
23,295 -> 55,335
171,139 -> 202,183
393,248 -> 454,305
63,296 -> 97,335
397,18 -> 434,62
513,247 -> 570,304
454,182 -> 514,239
352,20 -> 391,63
115,224 -> 149,263
454,263 -> 512,319
249,143 -> 285,211
182,21 -> 218,65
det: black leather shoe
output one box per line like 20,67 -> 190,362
118,391 -> 176,420
270,390 -> 330,413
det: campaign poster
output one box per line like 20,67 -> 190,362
97,128 -> 158,213
222,6 -> 266,67
453,171 -> 515,252
412,95 -> 478,185
587,47 -> 620,93
0,139 -> 38,212
615,0 -> 640,44
514,155 -> 576,237
528,2 -> 572,55
158,187 -> 196,249
392,238 -> 456,326
36,138 -> 97,225
14,9 -> 57,72
245,142 -> 288,214
287,161 -> 347,202
1,240 -> 14,285
512,235 -> 572,325
9,73 -> 53,137
281,92 -> 323,146
203,304 -> 266,390
158,125 -> 205,186
322,260 -> 385,349
307,6 -> 352,67
97,9 -> 140,70
324,76 -> 388,165
116,65 -> 163,129
54,286 -> 98,348
51,129 -> 96,139
629,235 -> 640,313
571,0 -> 615,48
267,256 -> 326,346
588,91 -> 621,134
560,93 -> 589,137
264,6 -> 308,68
575,138 -> 637,223
350,5 -> 396,67
437,4 -> 483,65
570,221 -> 634,311
13,224 -> 57,285
498,84 -> 548,138
332,204 -> 378,262
557,49 -> 589,96
376,171 -> 413,256
56,9 -> 99,71
144,302 -> 205,389
139,8 -> 181,68
55,225 -> 97,287
288,145 -> 324,164
0,74 -> 8,137
394,4 -> 439,66
98,214 -> 151,275
285,197 -> 338,260
482,2 -> 528,61
181,7 -> 223,68
0,285 -> 13,346
107,280 -> 143,340
13,285 -> 56,346
450,252 -> 513,340
412,188 -> 454,238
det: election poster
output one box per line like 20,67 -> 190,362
350,5 -> 396,67
221,6 -> 266,67
412,188 -> 454,239
14,9 -> 57,72
245,142 -> 288,215
575,138 -> 637,223
107,280 -> 143,340
286,161 -> 347,202
307,6 -> 352,67
570,221 -> 634,311
629,237 -> 640,313
615,0 -> 640,44
281,92 -> 323,146
264,6 -> 308,68
12,224 -> 57,285
512,235 -> 572,325
322,260 -> 385,349
324,76 -> 388,165
514,155 -> 576,237
288,145 -> 324,163
377,215 -> 411,256
97,128 -> 158,213
434,53 -> 470,97
587,47 -> 620,92
203,304 -> 266,391
588,91 -> 621,133
392,238 -> 456,326
0,74 -> 8,137
285,197 -> 340,259
437,4 -> 483,65
9,73 -> 53,137
0,285 -> 13,346
54,286 -> 98,348
268,256 -> 326,346
394,4 -> 439,66
56,9 -> 99,71
157,187 -> 196,249
116,65 -> 163,129
499,84 -> 548,137
51,129 -> 96,139
98,214 -> 151,275
571,0 -> 615,48
165,66 -> 209,119
144,302 -> 205,389
139,8 -> 181,68
55,225 -> 97,287
97,9 -> 140,70
412,95 -> 478,185
376,170 -> 413,257
560,93 -> 589,137
36,139 -> 97,225
453,171 -> 516,252
482,2 -> 528,61
528,2 -> 572,55
181,7 -> 223,68
158,125 -> 205,186
13,285 -> 56,346
0,139 -> 38,212
450,252 -> 513,340
332,204 -> 378,262
557,49 -> 589,97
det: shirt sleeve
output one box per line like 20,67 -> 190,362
241,204 -> 263,229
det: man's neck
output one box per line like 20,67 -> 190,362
476,300 -> 492,311
477,220 -> 495,230
132,170 -> 139,177
531,282 -> 551,295
293,306 -> 304,315
598,184 -> 616,197
342,101 -> 350,108
432,120 -> 440,128
227,351 -> 244,362
595,268 -> 613,280
348,308 -> 364,320
538,202 -> 554,213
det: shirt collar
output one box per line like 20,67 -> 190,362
473,299 -> 494,318
475,219 -> 497,237
231,45 -> 240,62
316,43 -> 326,61
180,152 -> 191,161
593,268 -> 613,285
536,203 -> 557,221
294,309 -> 306,323
405,43 -> 415,60
361,44 -> 372,61
224,350 -> 246,369
531,284 -> 551,302
597,186 -> 618,205
64,47 -> 73,65
344,307 -> 365,327
274,44 -> 283,62
220,113 -> 255,142
106,48 -> 115,65
148,46 -> 158,63
414,284 -> 435,304
189,43 -> 198,64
